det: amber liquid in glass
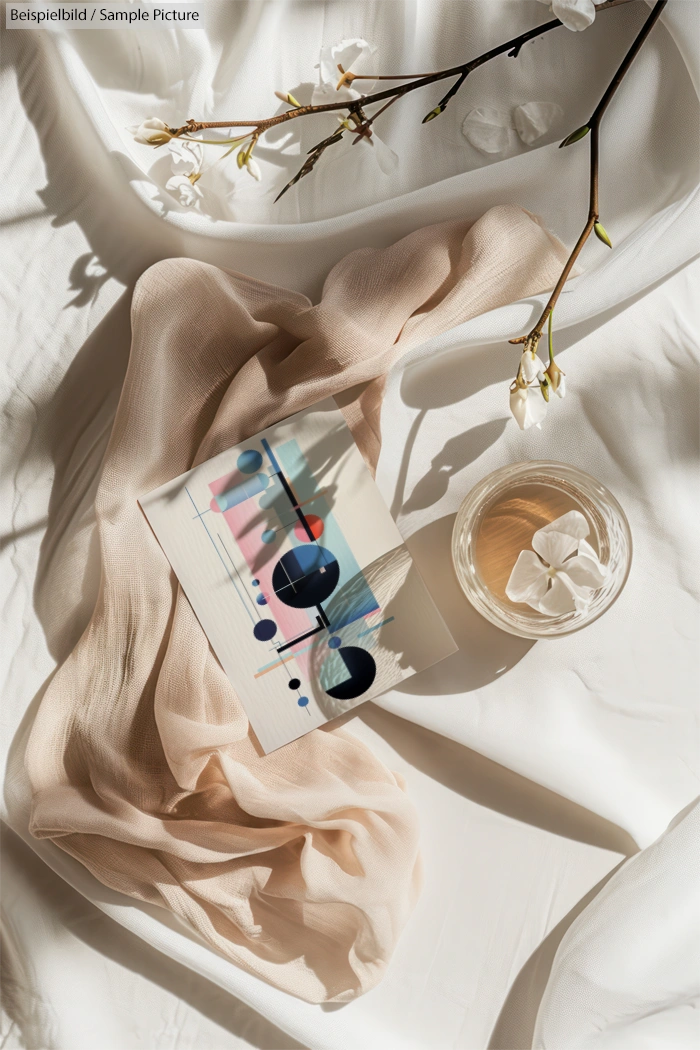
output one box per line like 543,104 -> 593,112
474,483 -> 596,602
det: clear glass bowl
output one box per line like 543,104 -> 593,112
451,461 -> 632,639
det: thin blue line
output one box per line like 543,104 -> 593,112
217,532 -> 261,621
357,616 -> 395,638
185,487 -> 256,627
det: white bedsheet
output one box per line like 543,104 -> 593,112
2,3 -> 699,1048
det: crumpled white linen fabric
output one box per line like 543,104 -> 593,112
2,1 -> 699,1048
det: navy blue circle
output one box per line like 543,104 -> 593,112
253,619 -> 277,642
272,545 -> 339,609
256,594 -> 267,606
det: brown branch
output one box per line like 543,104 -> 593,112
512,0 -> 668,348
169,0 -> 635,143
269,0 -> 639,201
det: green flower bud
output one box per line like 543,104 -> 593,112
422,105 -> 444,124
559,125 -> 590,148
594,221 -> 613,248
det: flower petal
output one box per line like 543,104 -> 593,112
370,135 -> 399,175
551,0 -> 597,31
513,102 -> 563,145
509,385 -> 548,430
557,570 -> 594,612
538,510 -> 590,542
462,107 -> 514,155
132,117 -> 172,145
577,537 -> 602,564
520,350 -> 545,384
532,528 -> 578,568
509,387 -> 528,430
538,575 -> 577,615
506,551 -> 549,605
566,550 -> 607,589
246,158 -> 262,182
314,38 -> 375,103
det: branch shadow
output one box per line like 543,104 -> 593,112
401,418 -> 509,514
388,255 -> 699,522
357,703 -> 637,858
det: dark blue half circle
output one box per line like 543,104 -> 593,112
324,646 -> 376,702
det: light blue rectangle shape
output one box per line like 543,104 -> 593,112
275,439 -> 380,630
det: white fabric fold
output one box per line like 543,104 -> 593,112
2,1 -> 699,1047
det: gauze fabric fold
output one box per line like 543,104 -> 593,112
26,205 -> 568,1003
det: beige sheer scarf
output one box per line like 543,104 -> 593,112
26,206 -> 567,1003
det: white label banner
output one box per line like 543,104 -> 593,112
6,4 -> 207,28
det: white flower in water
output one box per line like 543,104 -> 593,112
536,0 -> 606,32
506,510 -> 608,615
129,117 -> 173,146
513,102 -> 564,145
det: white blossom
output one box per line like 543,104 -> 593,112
313,38 -> 376,104
520,349 -> 546,384
509,385 -> 548,430
536,0 -> 607,33
513,102 -> 563,145
509,349 -> 549,429
312,39 -> 397,175
129,117 -> 173,146
245,156 -> 262,181
506,511 -> 608,615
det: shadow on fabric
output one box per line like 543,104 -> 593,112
1,825 -> 307,1050
487,861 -> 626,1050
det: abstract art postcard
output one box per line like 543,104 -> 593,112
140,398 -> 456,753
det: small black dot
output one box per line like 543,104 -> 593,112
288,678 -> 301,690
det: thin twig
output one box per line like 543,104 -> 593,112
169,0 -> 634,143
512,0 -> 668,348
